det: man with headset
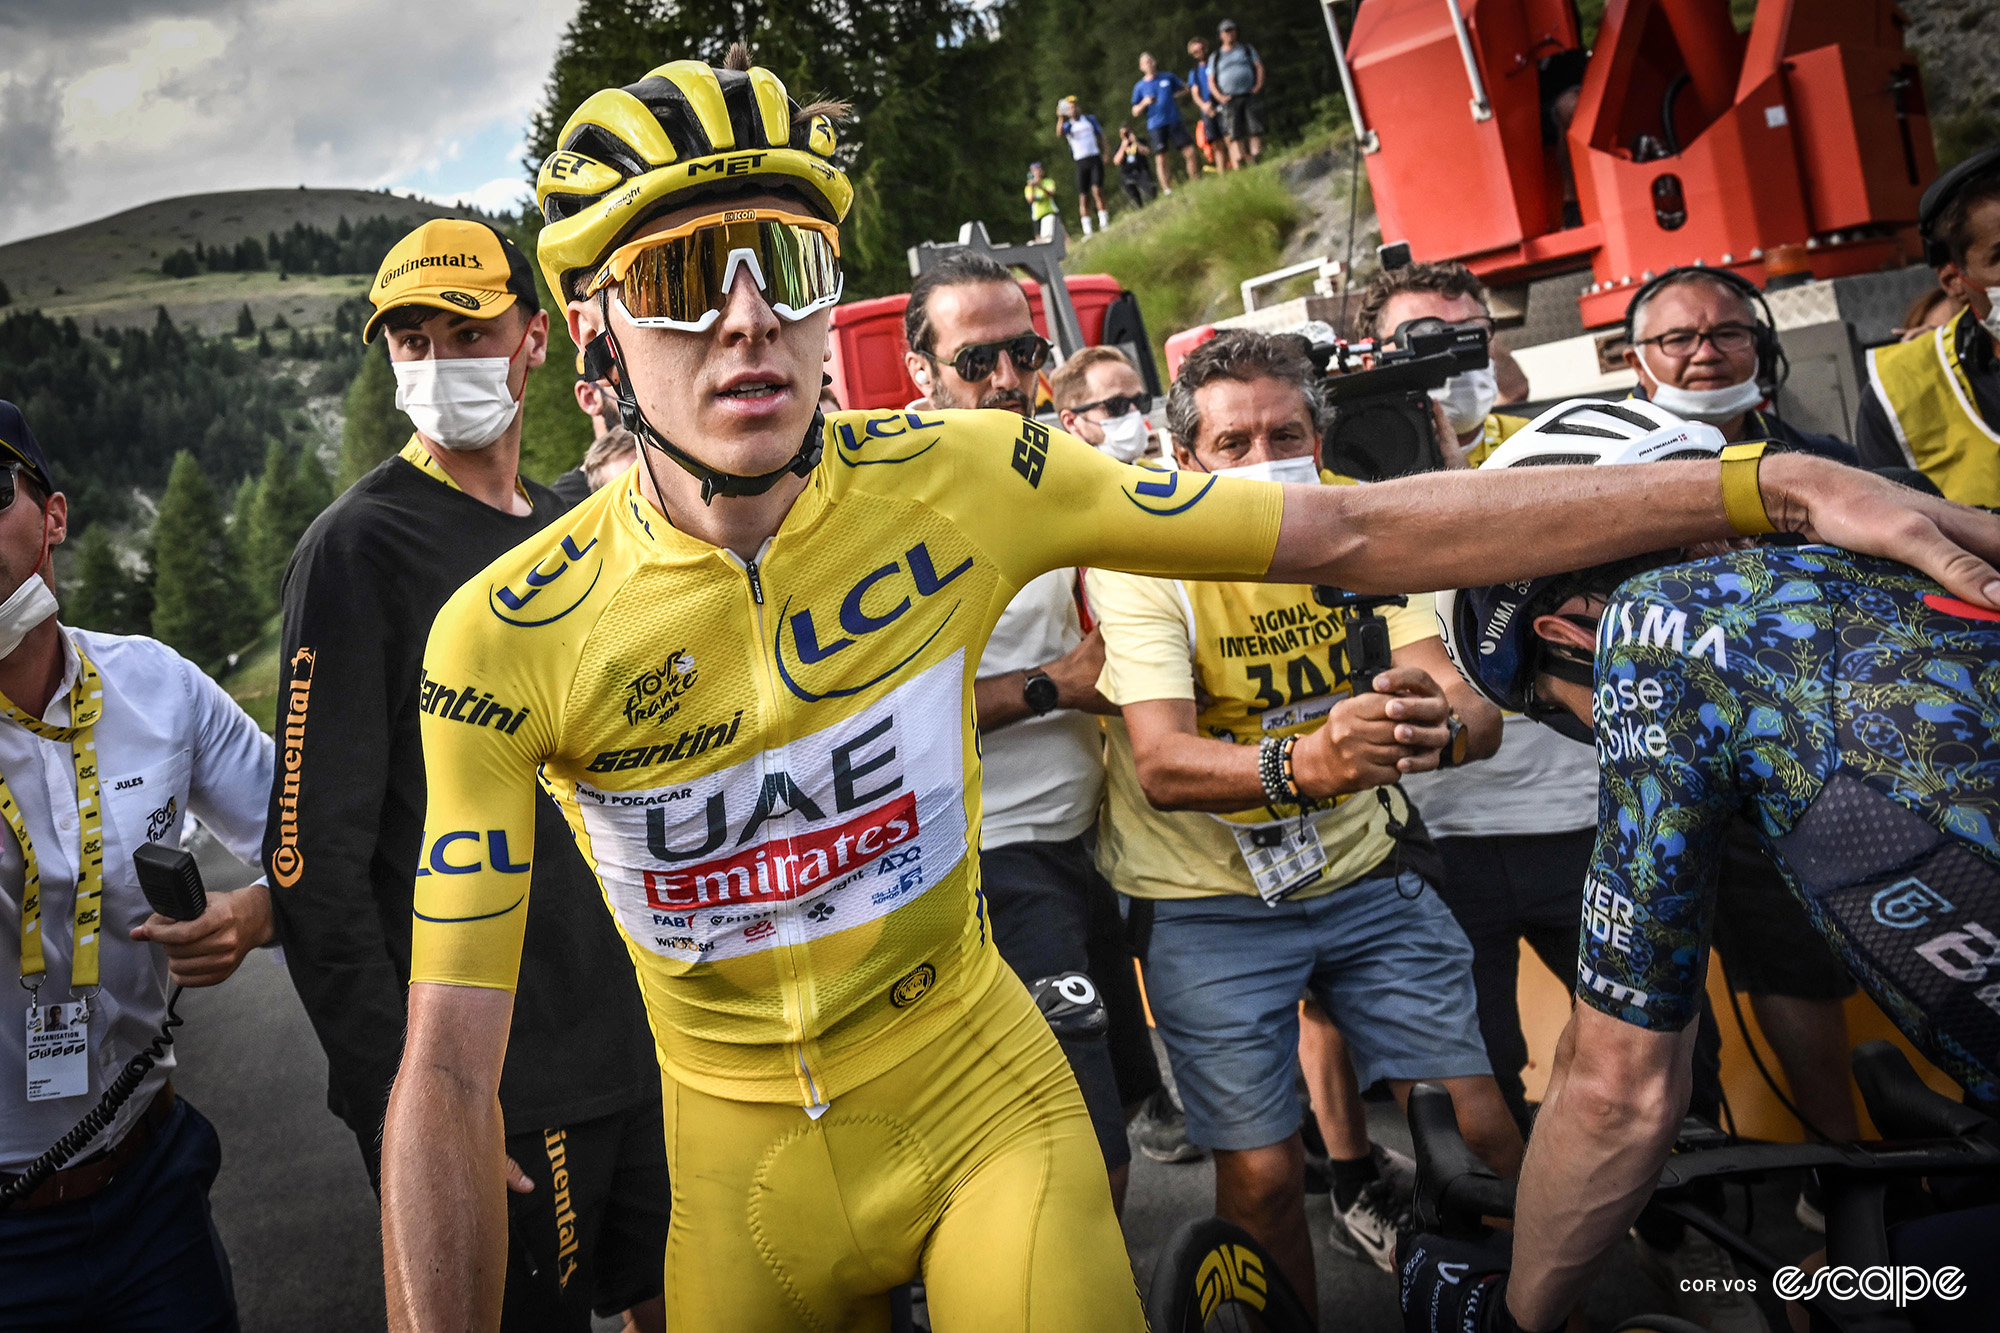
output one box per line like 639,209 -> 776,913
1623,265 -> 1855,462
1857,144 -> 2000,507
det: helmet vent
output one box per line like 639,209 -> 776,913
562,124 -> 651,180
1514,452 -> 1601,465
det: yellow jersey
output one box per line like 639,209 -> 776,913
409,409 -> 1283,1105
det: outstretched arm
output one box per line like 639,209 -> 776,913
383,982 -> 513,1333
1508,1006 -> 1695,1328
1271,452 -> 2000,609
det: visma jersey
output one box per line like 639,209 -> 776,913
409,409 -> 1281,1104
1576,546 -> 2000,1101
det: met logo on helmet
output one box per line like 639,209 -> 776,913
689,152 -> 769,178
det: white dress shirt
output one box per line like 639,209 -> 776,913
1,627 -> 273,1171
976,569 -> 1107,850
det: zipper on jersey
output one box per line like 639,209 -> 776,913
718,541 -> 820,1102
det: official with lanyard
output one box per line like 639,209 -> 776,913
0,401 -> 275,1332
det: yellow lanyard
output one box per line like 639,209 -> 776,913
9,647 -> 106,995
399,436 -> 531,504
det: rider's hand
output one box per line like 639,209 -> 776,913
1398,1232 -> 1553,1333
504,1156 -> 534,1194
1763,452 -> 2000,609
1291,668 -> 1451,796
132,883 -> 274,988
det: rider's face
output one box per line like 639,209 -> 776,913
567,191 -> 832,478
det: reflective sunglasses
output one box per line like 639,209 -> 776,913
1638,323 -> 1757,358
0,463 -> 39,513
1071,391 -> 1154,418
585,209 -> 844,332
935,333 -> 1053,383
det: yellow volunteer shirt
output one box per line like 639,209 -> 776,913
408,409 -> 1283,1104
1086,504 -> 1438,901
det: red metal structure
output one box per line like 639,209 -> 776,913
1341,0 -> 1935,326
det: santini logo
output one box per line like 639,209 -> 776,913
419,670 -> 530,734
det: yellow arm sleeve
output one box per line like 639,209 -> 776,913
916,412 -> 1284,588
407,580 -> 563,993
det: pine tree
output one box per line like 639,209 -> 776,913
257,330 -> 273,358
338,342 -> 411,488
236,304 -> 257,338
0,277 -> 11,308
68,525 -> 149,637
149,452 -> 245,674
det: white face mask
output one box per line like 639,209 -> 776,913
1213,454 -> 1320,485
1641,347 -> 1763,425
1428,365 -> 1499,436
0,571 -> 58,660
1095,410 -> 1152,463
393,355 -> 523,452
1980,288 -> 2000,342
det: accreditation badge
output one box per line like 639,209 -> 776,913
25,1001 -> 89,1102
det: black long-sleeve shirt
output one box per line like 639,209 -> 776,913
265,451 -> 655,1151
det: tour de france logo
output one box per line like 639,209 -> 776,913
623,650 -> 698,728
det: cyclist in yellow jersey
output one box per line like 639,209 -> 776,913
379,46 -> 2000,1333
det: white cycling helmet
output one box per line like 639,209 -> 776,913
1435,398 -> 1728,730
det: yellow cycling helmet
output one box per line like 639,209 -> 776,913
535,58 -> 852,301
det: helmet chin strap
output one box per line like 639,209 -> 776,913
1526,615 -> 1598,744
582,291 -> 824,506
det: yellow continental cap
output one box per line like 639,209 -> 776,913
362,218 -> 538,343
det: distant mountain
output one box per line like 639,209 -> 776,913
0,188 -> 492,337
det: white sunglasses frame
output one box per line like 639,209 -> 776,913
610,246 -> 845,333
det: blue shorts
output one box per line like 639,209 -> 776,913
1144,871 -> 1491,1151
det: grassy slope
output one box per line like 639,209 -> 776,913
0,188 -> 480,335
222,612 -> 284,734
1064,158 -> 1305,370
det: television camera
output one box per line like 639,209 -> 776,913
1306,317 -> 1490,482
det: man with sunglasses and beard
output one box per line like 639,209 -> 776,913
381,47 -> 2000,1333
907,256 -> 1190,1205
269,220 -> 665,1332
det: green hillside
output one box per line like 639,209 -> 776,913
0,188 -> 487,336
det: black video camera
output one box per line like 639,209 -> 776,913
1308,318 -> 1491,482
1311,587 -> 1409,691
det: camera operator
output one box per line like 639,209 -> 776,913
0,401 -> 275,1331
1085,331 -> 1520,1300
1352,261 -> 1529,467
1624,265 -> 1855,462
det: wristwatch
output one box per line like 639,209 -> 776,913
1438,712 -> 1469,768
1022,670 -> 1060,717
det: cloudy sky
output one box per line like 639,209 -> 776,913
0,0 -> 580,245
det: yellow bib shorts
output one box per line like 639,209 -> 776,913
660,964 -> 1147,1331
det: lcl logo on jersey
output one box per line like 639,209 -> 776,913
490,534 -> 601,627
1121,469 -> 1214,517
773,541 -> 973,702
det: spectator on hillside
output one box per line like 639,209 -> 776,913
1025,161 -> 1061,240
1209,19 -> 1266,167
1114,127 -> 1156,208
0,399 -> 274,1331
1184,38 -> 1230,174
1056,99 -> 1113,236
1132,53 -> 1200,195
550,375 -> 618,506
1087,331 -> 1522,1297
901,253 -> 1197,1198
268,220 -> 666,1333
